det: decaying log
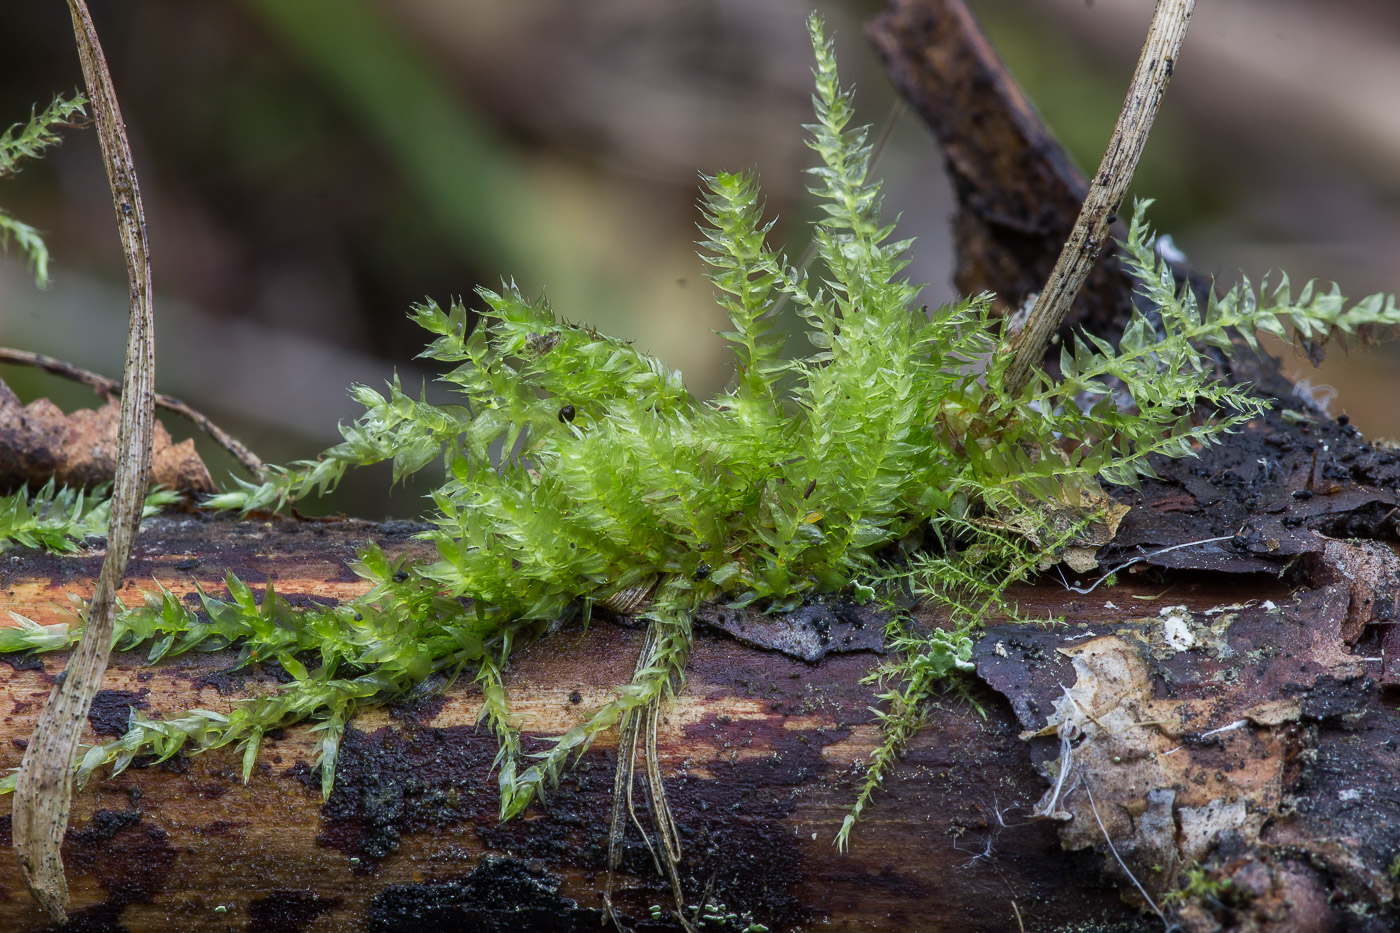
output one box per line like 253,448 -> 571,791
0,421 -> 1398,933
0,514 -> 1152,932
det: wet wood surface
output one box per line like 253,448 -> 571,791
0,514 -> 1154,933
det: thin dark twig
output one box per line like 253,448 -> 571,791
1054,533 -> 1239,595
0,346 -> 264,476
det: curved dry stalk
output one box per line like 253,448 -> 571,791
12,2 -> 157,921
0,346 -> 264,477
602,620 -> 695,933
1002,0 -> 1196,396
607,626 -> 657,892
644,698 -> 688,920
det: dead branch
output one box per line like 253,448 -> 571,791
1002,0 -> 1195,395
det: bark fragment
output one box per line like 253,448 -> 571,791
1102,406 -> 1400,578
973,575 -> 1400,929
695,597 -> 885,662
0,381 -> 212,498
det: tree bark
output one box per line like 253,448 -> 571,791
0,514 -> 1152,932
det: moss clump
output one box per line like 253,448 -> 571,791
5,15 -> 1399,879
0,481 -> 175,558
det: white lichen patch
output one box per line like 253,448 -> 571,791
1159,605 -> 1197,651
1135,603 -> 1240,660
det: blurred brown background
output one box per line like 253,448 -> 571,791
2,0 -> 1398,518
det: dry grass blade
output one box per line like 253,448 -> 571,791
11,1 -> 157,921
644,698 -> 688,924
604,701 -> 648,929
1002,0 -> 1195,396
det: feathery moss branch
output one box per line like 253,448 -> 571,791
0,93 -> 87,288
0,482 -> 178,556
0,93 -> 87,179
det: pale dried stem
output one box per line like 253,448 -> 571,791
1002,0 -> 1196,396
603,707 -> 645,932
12,2 -> 157,921
606,630 -> 654,877
645,699 -> 686,906
602,620 -> 694,933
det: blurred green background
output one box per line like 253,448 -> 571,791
3,0 -> 1399,518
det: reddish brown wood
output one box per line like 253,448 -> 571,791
0,515 -> 1145,932
0,380 -> 214,498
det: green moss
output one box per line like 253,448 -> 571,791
5,15 -> 1399,866
0,92 -> 87,287
0,481 -> 178,559
1162,863 -> 1233,906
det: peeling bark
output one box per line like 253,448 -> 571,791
0,381 -> 213,498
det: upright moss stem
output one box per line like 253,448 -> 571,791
1001,0 -> 1195,396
